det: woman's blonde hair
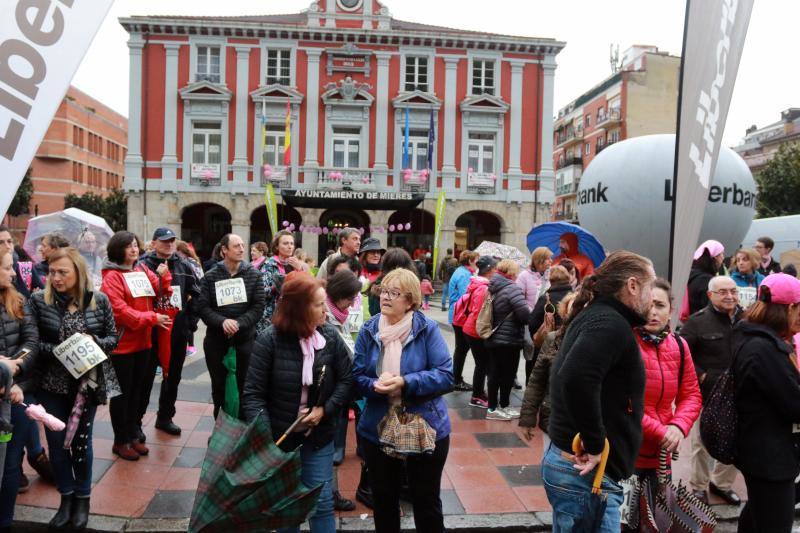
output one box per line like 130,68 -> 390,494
44,247 -> 96,310
381,268 -> 422,311
736,248 -> 761,274
0,249 -> 23,320
530,246 -> 553,270
549,265 -> 570,285
496,259 -> 521,278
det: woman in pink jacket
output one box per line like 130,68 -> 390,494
630,278 -> 702,513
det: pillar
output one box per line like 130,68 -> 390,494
540,54 -> 557,181
160,42 -> 181,192
124,34 -> 145,192
232,46 -> 251,194
508,60 -> 524,177
303,49 -> 323,169
442,56 -> 460,188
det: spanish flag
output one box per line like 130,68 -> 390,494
283,100 -> 291,166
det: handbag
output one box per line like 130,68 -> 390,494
377,404 -> 437,460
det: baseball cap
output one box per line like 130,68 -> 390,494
693,239 -> 724,260
475,255 -> 497,274
759,273 -> 800,305
152,227 -> 177,241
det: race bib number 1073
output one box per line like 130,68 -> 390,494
53,333 -> 108,379
215,278 -> 247,307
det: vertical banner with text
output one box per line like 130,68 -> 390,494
431,191 -> 446,280
264,183 -> 278,237
0,0 -> 115,218
669,0 -> 753,318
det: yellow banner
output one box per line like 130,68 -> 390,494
432,191 -> 446,280
264,184 -> 279,237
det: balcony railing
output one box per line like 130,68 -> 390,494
316,168 -> 376,190
189,163 -> 222,186
556,157 -> 583,170
555,127 -> 584,148
260,165 -> 291,188
400,169 -> 431,193
597,109 -> 621,127
466,172 -> 498,194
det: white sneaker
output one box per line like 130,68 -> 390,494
502,407 -> 520,419
486,408 -> 512,421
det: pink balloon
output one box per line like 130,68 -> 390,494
405,223 -> 411,230
282,220 -> 289,228
359,227 -> 365,234
389,224 -> 396,232
289,223 -> 295,231
322,227 -> 329,234
299,224 -> 305,232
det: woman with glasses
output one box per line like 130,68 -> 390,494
29,248 -> 120,531
353,268 -> 453,533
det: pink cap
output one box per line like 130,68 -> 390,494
760,273 -> 800,305
693,240 -> 724,260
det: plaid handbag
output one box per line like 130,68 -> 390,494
377,404 -> 437,459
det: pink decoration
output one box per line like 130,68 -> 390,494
468,167 -> 474,173
362,177 -> 369,184
282,220 -> 289,228
420,169 -> 430,178
328,171 -> 343,181
262,164 -> 273,179
322,227 -> 329,235
333,228 -> 341,235
490,174 -> 497,181
289,223 -> 296,231
404,223 -> 411,230
201,169 -> 215,179
299,224 -> 305,232
389,224 -> 396,232
359,227 -> 365,234
25,404 -> 65,432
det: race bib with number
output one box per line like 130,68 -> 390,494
618,475 -> 637,526
737,286 -> 757,309
793,423 -> 800,434
170,285 -> 182,310
53,333 -> 108,379
215,278 -> 247,307
123,271 -> 155,298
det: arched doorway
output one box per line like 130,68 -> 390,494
250,204 -> 303,249
388,208 -> 435,257
181,203 -> 232,260
318,209 -> 370,261
454,210 -> 502,254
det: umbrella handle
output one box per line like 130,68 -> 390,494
572,434 -> 610,495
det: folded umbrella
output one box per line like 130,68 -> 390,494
569,434 -> 610,533
222,348 -> 239,418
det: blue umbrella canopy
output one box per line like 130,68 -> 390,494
526,222 -> 606,267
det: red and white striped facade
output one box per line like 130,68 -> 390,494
121,0 -> 564,262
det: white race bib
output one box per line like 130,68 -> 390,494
618,475 -> 637,526
737,286 -> 757,309
170,285 -> 182,310
215,278 -> 247,307
123,271 -> 155,298
53,333 -> 108,379
793,423 -> 800,434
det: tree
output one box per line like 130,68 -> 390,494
64,189 -> 128,232
7,168 -> 34,216
755,143 -> 800,218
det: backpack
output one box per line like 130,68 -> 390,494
476,289 -> 514,340
699,365 -> 737,464
452,291 -> 473,327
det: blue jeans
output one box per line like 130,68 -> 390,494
542,443 -> 624,533
0,400 -> 35,527
278,441 -> 335,533
38,390 -> 97,497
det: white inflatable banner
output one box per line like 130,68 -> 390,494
0,0 -> 114,218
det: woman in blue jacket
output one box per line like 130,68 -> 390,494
353,268 -> 453,533
731,248 -> 765,289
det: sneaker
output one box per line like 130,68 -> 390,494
186,345 -> 197,356
486,408 -> 512,421
454,380 -> 472,392
469,396 -> 489,409
17,473 -> 29,493
502,407 -> 521,419
513,379 -> 523,390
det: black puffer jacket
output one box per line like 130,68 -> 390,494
0,302 -> 39,392
687,267 -> 714,315
485,273 -> 530,348
197,261 -> 266,341
241,324 -> 353,450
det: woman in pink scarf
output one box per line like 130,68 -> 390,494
241,272 -> 352,533
352,268 -> 454,533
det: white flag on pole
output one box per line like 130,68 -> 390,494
0,0 -> 115,218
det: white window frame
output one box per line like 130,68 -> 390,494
467,133 -> 496,174
191,122 -> 222,167
332,130 -> 361,169
265,49 -> 292,86
261,39 -> 297,87
468,51 -> 501,97
189,37 -> 227,85
261,124 -> 287,167
400,130 -> 430,170
470,58 -> 497,96
609,129 -> 621,144
404,56 -> 429,93
585,142 -> 591,155
400,47 -> 436,94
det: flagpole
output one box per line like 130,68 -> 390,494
667,0 -> 692,283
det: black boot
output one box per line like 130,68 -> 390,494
355,462 -> 373,509
70,496 -> 90,531
49,494 -> 73,530
333,490 -> 355,511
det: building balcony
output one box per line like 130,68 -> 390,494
400,169 -> 431,193
555,128 -> 584,149
259,165 -> 291,188
466,171 -> 498,195
556,157 -> 583,170
596,110 -> 622,128
316,168 -> 376,191
189,163 -> 222,187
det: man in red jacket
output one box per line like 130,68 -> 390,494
553,232 -> 594,280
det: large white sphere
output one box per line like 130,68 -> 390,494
576,134 -> 756,276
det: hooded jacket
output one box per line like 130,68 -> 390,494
730,270 -> 765,289
447,265 -> 474,324
197,261 -> 266,341
461,276 -> 490,339
485,273 -> 530,349
553,233 -> 594,279
101,261 -> 172,354
634,331 -> 702,469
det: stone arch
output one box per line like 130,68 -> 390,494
454,210 -> 503,253
386,208 -> 435,255
180,202 -> 232,260
250,204 -> 303,248
318,208 -> 371,260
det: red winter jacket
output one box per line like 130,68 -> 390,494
635,331 -> 702,469
101,262 -> 172,355
462,276 -> 490,339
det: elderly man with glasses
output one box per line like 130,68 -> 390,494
679,275 -> 743,506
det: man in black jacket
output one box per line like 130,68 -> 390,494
545,250 -> 655,531
679,275 -> 742,505
197,234 -> 266,418
139,227 -> 201,436
754,236 -> 781,276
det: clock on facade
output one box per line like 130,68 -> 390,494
336,0 -> 363,12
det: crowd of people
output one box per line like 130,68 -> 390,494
1,221 -> 800,533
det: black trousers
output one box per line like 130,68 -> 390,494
487,345 -> 520,410
452,326 -> 471,384
465,335 -> 488,398
138,317 -> 190,425
110,350 -> 150,445
737,474 -> 797,533
362,435 -> 449,533
203,332 -> 253,419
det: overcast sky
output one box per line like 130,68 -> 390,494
73,0 -> 798,147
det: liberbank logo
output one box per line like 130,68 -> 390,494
576,179 -> 757,209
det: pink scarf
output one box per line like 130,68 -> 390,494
327,297 -> 349,324
762,255 -> 772,270
299,330 -> 326,386
379,311 -> 414,384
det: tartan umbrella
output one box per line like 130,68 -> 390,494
189,411 -> 323,533
222,348 -> 239,418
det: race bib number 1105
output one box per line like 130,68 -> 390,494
215,278 -> 247,307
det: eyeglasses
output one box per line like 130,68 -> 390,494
379,288 -> 403,301
710,289 -> 738,296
